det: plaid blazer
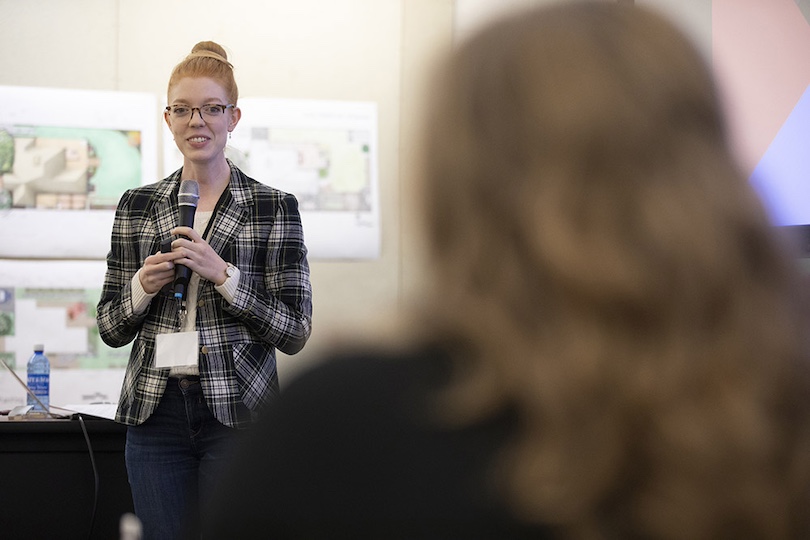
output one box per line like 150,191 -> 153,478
97,162 -> 313,428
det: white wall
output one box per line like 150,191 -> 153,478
455,0 -> 711,58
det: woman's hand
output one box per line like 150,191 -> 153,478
139,251 -> 180,294
168,226 -> 229,286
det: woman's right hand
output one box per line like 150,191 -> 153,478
138,251 -> 182,294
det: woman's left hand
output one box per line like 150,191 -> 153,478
170,226 -> 229,286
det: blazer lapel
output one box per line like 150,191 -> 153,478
206,169 -> 250,257
151,177 -> 181,250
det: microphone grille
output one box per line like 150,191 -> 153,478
178,180 -> 200,206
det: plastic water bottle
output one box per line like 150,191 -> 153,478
26,344 -> 50,414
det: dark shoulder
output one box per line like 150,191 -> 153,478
256,344 -> 453,451
204,344 -> 551,538
282,345 -> 451,405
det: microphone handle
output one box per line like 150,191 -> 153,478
174,204 -> 197,300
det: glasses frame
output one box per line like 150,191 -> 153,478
165,103 -> 235,121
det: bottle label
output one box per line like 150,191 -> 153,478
27,374 -> 49,410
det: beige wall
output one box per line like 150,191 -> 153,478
0,0 -> 454,381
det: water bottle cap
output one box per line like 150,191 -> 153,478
34,344 -> 44,352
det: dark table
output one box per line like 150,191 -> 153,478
0,416 -> 133,540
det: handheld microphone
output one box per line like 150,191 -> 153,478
174,179 -> 199,301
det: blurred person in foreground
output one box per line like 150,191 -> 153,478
204,2 -> 810,538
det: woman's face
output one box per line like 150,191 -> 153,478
164,76 -> 240,169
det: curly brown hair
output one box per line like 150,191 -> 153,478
415,3 -> 810,538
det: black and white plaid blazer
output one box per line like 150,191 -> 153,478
98,161 -> 313,428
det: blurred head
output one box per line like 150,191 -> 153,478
417,2 -> 810,537
422,2 -> 745,318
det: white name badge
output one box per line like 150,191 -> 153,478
155,331 -> 200,368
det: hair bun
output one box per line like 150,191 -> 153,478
191,41 -> 227,59
187,41 -> 232,68
167,40 -> 239,103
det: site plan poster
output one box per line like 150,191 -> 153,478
164,97 -> 380,260
0,260 -> 128,410
0,85 -> 158,259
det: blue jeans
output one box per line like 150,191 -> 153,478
125,377 -> 242,540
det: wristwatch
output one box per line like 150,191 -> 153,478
224,263 -> 237,281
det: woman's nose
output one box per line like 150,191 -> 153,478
189,108 -> 206,124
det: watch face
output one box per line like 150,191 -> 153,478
226,264 -> 236,277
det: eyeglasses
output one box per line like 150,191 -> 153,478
165,103 -> 235,120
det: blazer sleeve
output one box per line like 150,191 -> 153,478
224,192 -> 313,355
97,189 -> 151,348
